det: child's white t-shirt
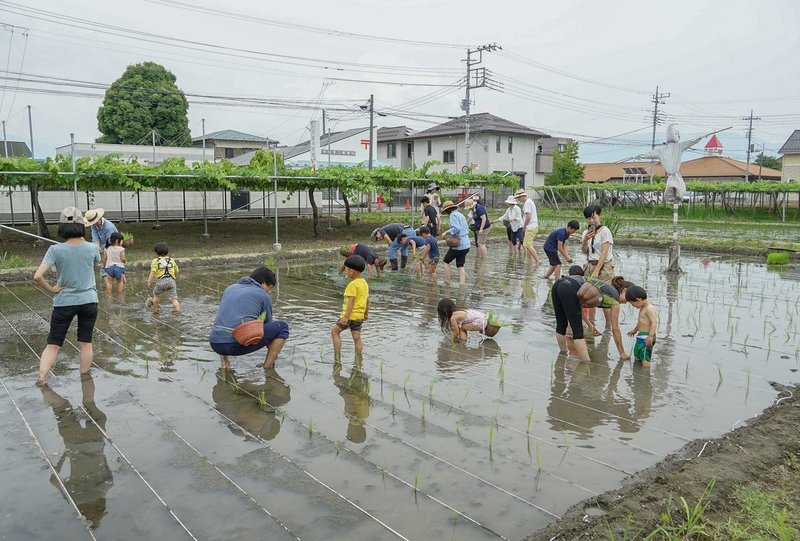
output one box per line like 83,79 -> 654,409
105,245 -> 125,268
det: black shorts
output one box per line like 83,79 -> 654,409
336,319 -> 363,332
545,249 -> 561,267
47,303 -> 98,346
443,248 -> 469,268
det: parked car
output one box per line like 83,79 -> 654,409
682,191 -> 706,204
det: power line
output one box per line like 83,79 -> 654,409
141,0 -> 469,50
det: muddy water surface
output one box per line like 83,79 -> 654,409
1,247 -> 798,540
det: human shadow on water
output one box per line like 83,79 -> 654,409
39,373 -> 113,530
547,334 -> 653,440
332,355 -> 371,444
435,337 -> 501,379
212,368 -> 291,441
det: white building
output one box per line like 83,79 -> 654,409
54,142 -> 206,165
402,113 -> 552,189
191,129 -> 276,161
376,126 -> 417,169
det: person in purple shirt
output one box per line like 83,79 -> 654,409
543,220 -> 580,280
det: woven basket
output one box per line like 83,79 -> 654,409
231,320 -> 264,346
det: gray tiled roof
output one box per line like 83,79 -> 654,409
192,129 -> 275,143
408,113 -> 549,139
377,125 -> 417,142
231,126 -> 370,165
778,130 -> 800,154
0,141 -> 32,158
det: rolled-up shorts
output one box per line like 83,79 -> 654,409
47,303 -> 98,346
210,320 -> 290,356
475,229 -> 489,246
443,248 -> 469,268
544,249 -> 561,267
153,276 -> 178,300
104,265 -> 125,279
523,228 -> 538,248
585,260 -> 615,282
336,319 -> 363,332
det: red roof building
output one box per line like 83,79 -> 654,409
704,135 -> 724,155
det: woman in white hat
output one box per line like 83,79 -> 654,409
493,196 -> 524,253
34,208 -> 102,384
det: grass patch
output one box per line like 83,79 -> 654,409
0,252 -> 33,269
767,251 -> 790,265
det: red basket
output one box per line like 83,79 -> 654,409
232,320 -> 264,346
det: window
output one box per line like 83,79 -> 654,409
496,136 -> 501,153
508,136 -> 513,154
224,148 -> 235,159
407,142 -> 414,159
387,143 -> 396,158
443,150 -> 455,164
558,143 -> 566,152
427,140 -> 432,156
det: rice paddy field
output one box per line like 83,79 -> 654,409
1,247 -> 798,540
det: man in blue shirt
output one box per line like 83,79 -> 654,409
439,200 -> 470,286
84,208 -> 118,277
543,220 -> 580,280
209,267 -> 290,370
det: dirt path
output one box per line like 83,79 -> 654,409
524,384 -> 800,540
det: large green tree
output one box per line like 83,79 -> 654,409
97,62 -> 191,145
545,140 -> 584,185
754,153 -> 782,171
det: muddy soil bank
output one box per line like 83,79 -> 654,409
524,384 -> 800,541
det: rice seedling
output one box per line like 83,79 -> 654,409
413,468 -> 420,492
745,367 -> 751,398
302,356 -> 308,371
334,442 -> 341,456
379,361 -> 384,382
494,404 -> 501,427
257,390 -> 268,410
380,464 -> 387,480
459,389 -> 470,407
535,443 -> 543,470
684,362 -> 690,381
561,431 -> 570,451
403,371 -> 411,391
307,418 -> 313,438
455,417 -> 463,437
766,251 -> 789,265
488,425 -> 494,452
421,401 -> 426,422
716,364 -> 723,384
428,380 -> 435,402
391,389 -> 396,416
526,408 -> 534,434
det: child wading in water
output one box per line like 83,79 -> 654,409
103,232 -> 127,293
147,242 -> 180,313
437,298 -> 501,342
626,285 -> 658,368
332,255 -> 369,361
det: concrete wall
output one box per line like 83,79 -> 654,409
54,143 -> 206,165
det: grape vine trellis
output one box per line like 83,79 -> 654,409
0,155 -> 518,236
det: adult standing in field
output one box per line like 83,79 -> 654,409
35,207 -> 102,385
514,189 -> 541,265
493,196 -> 524,253
84,208 -> 118,277
419,196 -> 439,236
581,205 -> 615,330
371,222 -> 414,270
440,200 -> 470,286
209,266 -> 290,370
465,198 -> 491,258
550,275 -> 604,362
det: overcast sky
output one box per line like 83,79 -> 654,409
1,0 -> 798,163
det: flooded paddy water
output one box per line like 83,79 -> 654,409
1,246 -> 799,540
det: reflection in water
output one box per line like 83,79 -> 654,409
547,335 -> 654,439
212,368 -> 291,441
435,338 -> 501,378
332,356 -> 371,443
39,374 -> 112,529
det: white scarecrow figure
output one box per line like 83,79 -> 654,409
637,124 -> 702,204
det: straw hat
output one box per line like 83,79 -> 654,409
441,200 -> 457,213
83,208 -> 105,226
60,207 -> 85,224
504,196 -> 518,205
513,189 -> 527,199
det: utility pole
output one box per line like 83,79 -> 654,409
743,109 -> 760,183
648,86 -> 669,184
27,105 -> 42,236
152,129 -> 160,228
2,120 -> 8,157
462,43 -> 501,174
758,143 -> 765,181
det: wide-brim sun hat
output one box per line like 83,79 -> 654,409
60,207 -> 85,224
513,189 -> 527,199
504,196 -> 518,205
427,182 -> 440,192
83,208 -> 105,226
441,200 -> 457,213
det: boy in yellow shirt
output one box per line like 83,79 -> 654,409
331,255 -> 369,360
146,242 -> 180,313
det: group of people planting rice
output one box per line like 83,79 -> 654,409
32,186 -> 658,388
